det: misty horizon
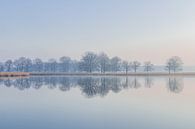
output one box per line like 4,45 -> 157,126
1,0 -> 195,65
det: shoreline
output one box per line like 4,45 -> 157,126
0,72 -> 30,77
30,72 -> 195,77
2,72 -> 195,77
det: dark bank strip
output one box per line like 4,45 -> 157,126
0,72 -> 30,77
30,72 -> 195,76
1,72 -> 195,77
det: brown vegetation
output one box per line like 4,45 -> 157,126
0,72 -> 30,77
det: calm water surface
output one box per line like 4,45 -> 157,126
0,76 -> 195,129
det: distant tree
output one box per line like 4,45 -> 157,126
144,61 -> 154,73
165,56 -> 183,74
13,57 -> 32,72
0,63 -> 4,72
24,58 -> 32,72
122,61 -> 130,74
14,57 -> 26,72
33,58 -> 43,72
5,60 -> 13,72
48,59 -> 57,72
130,61 -> 141,73
13,59 -> 19,71
59,56 -> 71,72
79,52 -> 98,73
70,60 -> 79,72
98,53 -> 110,73
43,62 -> 49,72
110,57 -> 121,72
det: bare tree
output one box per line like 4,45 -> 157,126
5,60 -> 13,72
98,53 -> 110,73
79,52 -> 99,73
165,56 -> 183,74
59,56 -> 71,72
33,58 -> 43,72
122,61 -> 130,74
14,57 -> 26,72
130,61 -> 141,73
110,57 -> 121,72
144,61 -> 154,73
48,59 -> 57,72
24,58 -> 32,72
0,63 -> 4,72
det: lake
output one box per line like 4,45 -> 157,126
0,76 -> 195,129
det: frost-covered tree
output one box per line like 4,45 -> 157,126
48,59 -> 58,72
5,60 -> 13,72
70,60 -> 79,72
98,53 -> 110,73
144,61 -> 154,73
122,61 -> 130,74
130,61 -> 141,73
13,57 -> 32,72
59,56 -> 71,72
110,57 -> 121,72
33,58 -> 43,72
24,58 -> 32,72
14,57 -> 26,72
79,52 -> 99,73
13,59 -> 19,71
0,63 -> 4,72
165,56 -> 183,74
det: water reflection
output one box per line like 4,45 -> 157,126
144,76 -> 153,88
130,77 -> 142,89
167,77 -> 184,93
0,76 -> 184,97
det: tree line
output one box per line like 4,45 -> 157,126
0,52 -> 183,73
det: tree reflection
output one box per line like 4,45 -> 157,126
167,77 -> 184,93
4,79 -> 12,87
13,78 -> 31,90
130,77 -> 141,89
0,76 -> 186,97
144,76 -> 153,88
31,77 -> 43,89
122,77 -> 130,89
98,77 -> 110,97
110,77 -> 122,93
58,77 -> 71,92
46,77 -> 58,89
78,77 -> 100,98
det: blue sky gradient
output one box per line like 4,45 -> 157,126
0,0 -> 195,65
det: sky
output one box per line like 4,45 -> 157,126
0,0 -> 195,65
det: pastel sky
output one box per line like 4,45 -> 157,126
0,0 -> 195,65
